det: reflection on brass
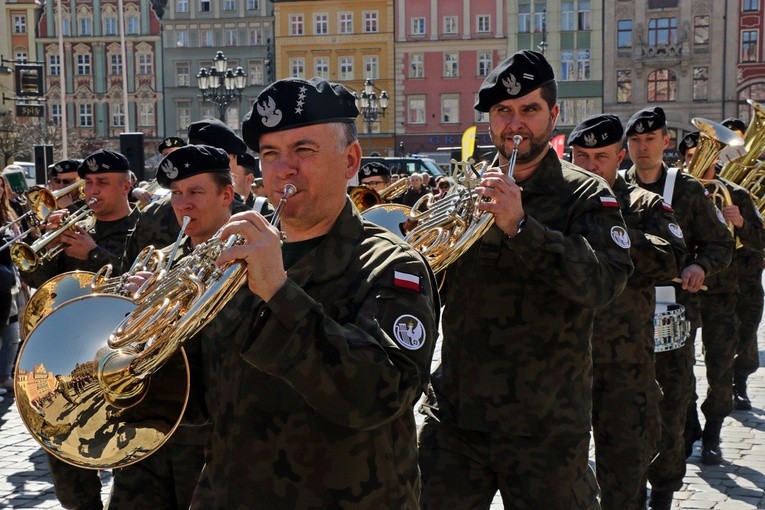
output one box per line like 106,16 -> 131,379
720,99 -> 765,215
21,271 -> 95,339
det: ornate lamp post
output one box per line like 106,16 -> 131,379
353,78 -> 389,153
196,51 -> 247,122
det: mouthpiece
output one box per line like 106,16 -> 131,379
512,135 -> 523,146
283,184 -> 297,198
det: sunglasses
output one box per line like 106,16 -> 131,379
363,180 -> 386,186
438,183 -> 451,189
53,178 -> 77,185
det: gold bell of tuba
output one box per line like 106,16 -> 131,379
719,99 -> 765,214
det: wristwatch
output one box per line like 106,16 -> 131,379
87,248 -> 102,263
509,214 -> 527,238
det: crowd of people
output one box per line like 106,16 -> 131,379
0,48 -> 761,510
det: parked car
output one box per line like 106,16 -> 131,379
360,156 -> 445,179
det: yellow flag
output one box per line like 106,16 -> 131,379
461,125 -> 477,161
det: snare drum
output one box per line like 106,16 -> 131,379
654,303 -> 691,352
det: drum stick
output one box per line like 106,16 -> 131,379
671,277 -> 708,291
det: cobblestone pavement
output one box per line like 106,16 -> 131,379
0,315 -> 763,509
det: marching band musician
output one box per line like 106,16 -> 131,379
358,160 -> 392,192
230,151 -> 260,209
622,107 -> 733,510
417,50 -> 633,509
19,149 -> 143,510
678,131 -> 765,465
185,77 -> 439,508
721,117 -> 764,412
47,159 -> 84,211
569,114 -> 687,510
128,136 -> 185,208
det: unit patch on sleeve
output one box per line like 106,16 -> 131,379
392,314 -> 426,350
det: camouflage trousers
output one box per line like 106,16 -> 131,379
418,415 -> 600,510
46,455 -> 104,509
646,331 -> 695,493
735,267 -> 763,378
592,362 -> 661,510
694,292 -> 739,419
107,441 -> 205,510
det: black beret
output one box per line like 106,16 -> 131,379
678,131 -> 700,157
236,152 -> 258,172
568,114 -> 624,149
358,161 -> 391,181
475,50 -> 555,112
77,149 -> 130,178
625,106 -> 667,136
241,77 -> 359,152
158,136 -> 186,153
721,117 -> 747,134
48,159 -> 82,177
156,145 -> 232,188
187,118 -> 247,156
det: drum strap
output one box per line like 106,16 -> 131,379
657,167 -> 679,306
253,196 -> 268,213
663,167 -> 679,205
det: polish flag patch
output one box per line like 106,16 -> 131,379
600,196 -> 619,208
662,201 -> 674,212
394,271 -> 421,292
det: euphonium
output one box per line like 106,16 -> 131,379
14,185 -> 296,469
719,100 -> 765,214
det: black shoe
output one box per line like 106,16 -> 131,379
733,375 -> 752,410
701,442 -> 723,465
701,417 -> 725,465
684,415 -> 702,459
648,490 -> 673,510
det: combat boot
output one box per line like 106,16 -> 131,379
648,490 -> 673,510
733,374 -> 752,410
701,417 -> 724,465
684,406 -> 702,458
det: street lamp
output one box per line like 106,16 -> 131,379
353,78 -> 388,152
196,50 -> 247,122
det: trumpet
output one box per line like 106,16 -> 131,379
11,198 -> 96,272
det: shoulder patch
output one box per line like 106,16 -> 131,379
600,196 -> 619,209
392,314 -> 426,350
393,270 -> 421,292
610,225 -> 631,249
668,223 -> 684,239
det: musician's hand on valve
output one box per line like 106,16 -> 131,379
722,204 -> 744,229
123,271 -> 154,295
215,211 -> 287,302
680,263 -> 706,293
475,168 -> 525,237
60,229 -> 97,260
44,210 -> 69,231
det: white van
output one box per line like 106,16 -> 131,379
12,161 -> 38,188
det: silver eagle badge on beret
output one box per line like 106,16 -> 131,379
160,159 -> 179,179
502,74 -> 522,96
257,96 -> 283,128
87,159 -> 99,172
583,133 -> 597,147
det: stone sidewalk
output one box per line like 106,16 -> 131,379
0,326 -> 763,509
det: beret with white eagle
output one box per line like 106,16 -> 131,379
241,77 -> 359,152
156,144 -> 231,188
157,136 -> 186,154
48,159 -> 82,177
77,149 -> 130,178
625,106 -> 667,137
568,114 -> 624,149
474,50 -> 556,112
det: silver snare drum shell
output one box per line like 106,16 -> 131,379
654,303 -> 691,353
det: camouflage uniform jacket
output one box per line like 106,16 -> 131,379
21,208 -> 141,289
192,199 -> 439,509
428,148 -> 634,437
624,165 -> 733,326
592,175 -> 688,365
703,177 -> 765,294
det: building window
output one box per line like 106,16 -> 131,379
111,103 -> 125,127
647,69 -> 677,102
742,30 -> 758,62
694,16 -> 709,45
475,93 -> 489,123
411,17 -> 425,36
534,5 -> 545,33
176,30 -> 189,47
200,0 -> 210,12
693,67 -> 708,100
79,18 -> 92,36
290,58 -> 305,78
62,18 -> 70,36
200,30 -> 214,47
618,20 -> 632,48
246,0 -> 258,10
648,17 -> 677,45
339,12 -> 353,34
224,0 -> 236,11
444,16 -> 458,35
77,54 -> 91,75
224,29 -> 238,46
177,102 -> 191,130
443,53 -> 459,78
648,0 -> 678,7
560,51 -> 575,81
477,51 -> 492,77
617,70 -> 632,103
126,16 -> 139,35
314,57 -> 329,79
248,61 -> 264,85
79,103 -> 93,127
315,13 -> 328,35
13,15 -> 26,34
578,0 -> 591,30
226,107 -> 239,132
441,95 -> 459,124
289,14 -> 304,36
518,4 -> 531,33
176,63 -> 190,86
51,103 -> 62,126
339,56 -> 353,80
138,53 -> 153,75
743,0 -> 758,12
409,53 -> 424,78
104,17 -> 117,36
558,100 -> 574,126
201,106 -> 215,119
177,0 -> 189,13
561,2 -> 575,31
477,15 -> 490,33
364,11 -> 378,33
250,28 -> 263,45
363,56 -> 379,79
577,50 -> 590,80
110,54 -> 122,75
15,52 -> 27,63
407,96 -> 425,124
138,103 -> 154,126
48,54 -> 61,76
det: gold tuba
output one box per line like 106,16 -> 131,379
719,99 -> 765,214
